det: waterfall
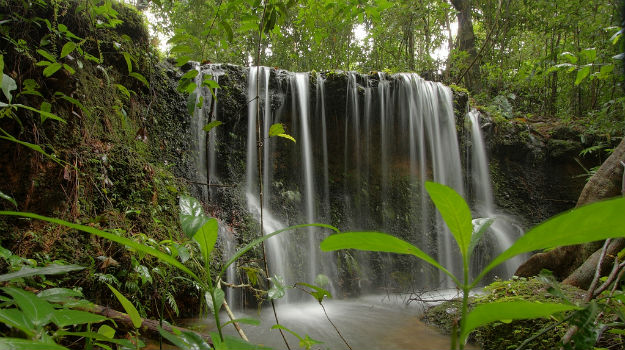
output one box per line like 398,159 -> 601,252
467,109 -> 524,278
190,66 -> 521,306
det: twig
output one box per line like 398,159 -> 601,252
562,239 -> 612,346
319,302 -> 353,350
222,299 -> 248,341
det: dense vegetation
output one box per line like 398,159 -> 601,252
153,0 -> 624,133
0,0 -> 624,349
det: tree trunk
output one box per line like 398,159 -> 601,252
449,0 -> 480,91
515,137 -> 625,287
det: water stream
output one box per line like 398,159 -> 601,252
189,66 -> 523,347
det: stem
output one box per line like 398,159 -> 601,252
319,301 -> 352,350
459,256 -> 470,350
206,262 -> 224,341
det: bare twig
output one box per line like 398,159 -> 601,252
319,302 -> 353,350
222,299 -> 248,341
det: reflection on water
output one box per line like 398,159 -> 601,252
183,293 -> 479,350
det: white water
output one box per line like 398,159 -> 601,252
190,66 -> 521,305
467,109 -> 524,277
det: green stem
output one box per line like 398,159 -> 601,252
206,261 -> 224,341
459,257 -> 470,350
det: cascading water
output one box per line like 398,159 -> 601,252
467,109 -> 524,276
191,65 -> 522,305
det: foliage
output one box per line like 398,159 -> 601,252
321,182 -> 625,349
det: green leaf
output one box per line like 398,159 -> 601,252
36,49 -> 56,63
0,264 -> 84,282
268,123 -> 286,137
0,134 -> 62,164
37,288 -> 83,303
0,190 -> 17,208
0,338 -> 68,350
296,282 -> 331,302
107,284 -> 141,329
203,121 -> 222,132
320,231 -> 458,284
14,104 -> 66,124
205,288 -> 224,313
175,56 -> 192,67
43,62 -> 63,77
56,331 -> 140,348
2,73 -> 17,103
193,218 -> 219,263
476,198 -> 625,285
460,301 -> 579,343
129,72 -> 149,88
51,309 -> 108,327
299,334 -> 323,350
598,64 -> 615,79
468,218 -> 494,259
560,52 -> 577,64
179,195 -> 211,238
40,101 -> 52,123
159,328 -> 212,350
211,332 -> 270,350
575,65 -> 591,85
219,223 -> 339,279
181,69 -> 199,80
0,54 -> 4,73
187,92 -> 197,115
0,211 -> 201,283
60,42 -> 76,58
122,52 -> 132,73
271,324 -> 302,341
202,77 -> 220,89
62,64 -> 75,75
98,324 -> 115,338
268,275 -> 287,299
222,317 -> 261,328
425,182 -> 473,257
580,48 -> 597,62
115,84 -> 130,99
0,309 -> 35,336
3,287 -> 54,327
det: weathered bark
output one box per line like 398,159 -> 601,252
562,238 -> 625,289
515,137 -> 625,285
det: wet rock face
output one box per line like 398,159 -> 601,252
482,120 -> 607,227
196,63 -> 603,234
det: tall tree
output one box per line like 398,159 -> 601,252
449,0 -> 480,91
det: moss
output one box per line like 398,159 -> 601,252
449,84 -> 470,95
423,277 -> 585,350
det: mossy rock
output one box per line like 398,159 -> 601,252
422,277 -> 585,350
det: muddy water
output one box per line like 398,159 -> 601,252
184,294 -> 479,350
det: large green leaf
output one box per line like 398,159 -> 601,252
0,211 -> 201,283
179,195 -> 212,239
575,65 -> 591,85
3,287 -> 54,328
425,182 -> 473,257
320,231 -> 458,284
0,190 -> 17,208
1,73 -> 17,103
460,301 -> 579,343
0,338 -> 68,350
267,275 -> 287,300
159,328 -> 212,350
107,284 -> 141,329
51,309 -> 108,327
268,123 -> 296,143
193,218 -> 219,264
37,288 -> 83,303
219,223 -> 339,279
0,264 -> 84,282
211,331 -> 272,350
0,308 -> 35,336
56,331 -> 140,348
205,288 -> 224,313
475,197 -> 625,285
